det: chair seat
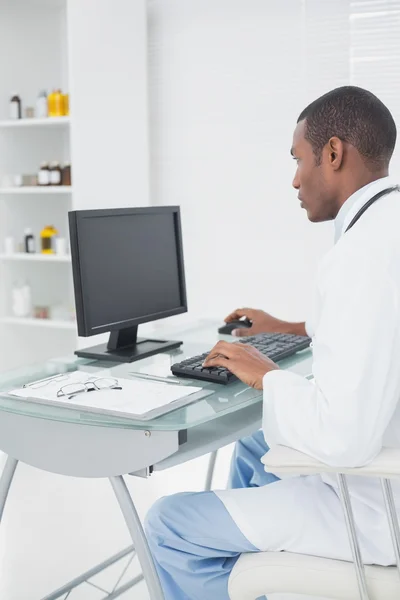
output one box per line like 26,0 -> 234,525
262,446 -> 400,479
228,552 -> 399,600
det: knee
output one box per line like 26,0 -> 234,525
235,430 -> 269,455
145,493 -> 189,542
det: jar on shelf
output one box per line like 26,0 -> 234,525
49,161 -> 62,186
61,163 -> 71,186
38,162 -> 50,186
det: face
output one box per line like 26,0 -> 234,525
291,120 -> 339,222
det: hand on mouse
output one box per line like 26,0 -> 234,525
224,308 -> 287,338
203,340 -> 279,389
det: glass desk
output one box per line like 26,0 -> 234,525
0,319 -> 312,600
0,319 -> 312,431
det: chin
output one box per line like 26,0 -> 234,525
303,206 -> 320,222
308,212 -> 330,223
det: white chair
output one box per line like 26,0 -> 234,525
228,446 -> 400,600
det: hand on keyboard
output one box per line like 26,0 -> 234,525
202,340 -> 279,390
170,333 -> 311,385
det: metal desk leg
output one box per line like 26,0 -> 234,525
0,456 -> 18,523
381,478 -> 400,581
110,476 -> 164,600
205,450 -> 218,491
337,474 -> 370,600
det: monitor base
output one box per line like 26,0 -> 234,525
75,337 -> 183,363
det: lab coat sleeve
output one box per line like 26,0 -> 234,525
263,249 -> 400,467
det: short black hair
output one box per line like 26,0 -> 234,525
297,86 -> 397,169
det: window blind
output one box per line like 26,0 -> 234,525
350,0 -> 400,168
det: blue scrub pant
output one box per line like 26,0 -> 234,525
145,430 -> 278,599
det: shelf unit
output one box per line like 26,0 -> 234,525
0,317 -> 76,330
0,0 -> 76,372
0,186 -> 72,195
0,253 -> 71,263
0,116 -> 70,128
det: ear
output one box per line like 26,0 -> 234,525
327,136 -> 344,171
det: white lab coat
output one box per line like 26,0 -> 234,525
216,177 -> 400,567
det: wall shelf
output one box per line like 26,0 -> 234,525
0,317 -> 76,330
0,253 -> 71,263
0,186 -> 73,195
0,117 -> 70,128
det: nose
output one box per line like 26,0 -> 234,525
292,168 -> 300,190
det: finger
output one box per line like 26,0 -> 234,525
224,307 -> 254,323
205,343 -> 244,365
203,356 -> 230,369
207,340 -> 235,355
232,327 -> 253,337
203,341 -> 234,362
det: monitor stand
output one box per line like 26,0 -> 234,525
74,325 -> 183,363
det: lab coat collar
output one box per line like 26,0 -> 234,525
334,175 -> 398,243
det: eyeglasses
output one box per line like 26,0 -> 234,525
57,377 -> 122,399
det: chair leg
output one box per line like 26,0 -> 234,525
336,474 -> 371,600
381,478 -> 400,580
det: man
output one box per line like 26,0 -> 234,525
145,86 -> 400,599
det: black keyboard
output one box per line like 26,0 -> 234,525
170,333 -> 311,385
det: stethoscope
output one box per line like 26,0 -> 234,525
345,185 -> 400,233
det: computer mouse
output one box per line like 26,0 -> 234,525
218,318 -> 252,335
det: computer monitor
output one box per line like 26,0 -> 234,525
68,206 -> 187,362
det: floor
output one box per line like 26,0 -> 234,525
0,446 -> 234,599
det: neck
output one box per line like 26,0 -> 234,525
335,169 -> 389,215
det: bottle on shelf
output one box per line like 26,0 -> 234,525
40,225 -> 58,254
49,161 -> 62,186
11,280 -> 32,318
48,89 -> 63,117
38,162 -> 50,186
4,236 -> 15,254
62,93 -> 69,116
24,228 -> 35,253
55,237 -> 67,255
36,90 -> 48,119
61,163 -> 71,186
9,93 -> 22,120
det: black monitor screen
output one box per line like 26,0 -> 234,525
69,207 -> 187,336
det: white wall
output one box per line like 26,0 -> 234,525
67,0 -> 150,211
148,0 -> 351,324
66,0 -> 150,351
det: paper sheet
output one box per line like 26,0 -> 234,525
9,370 -> 202,417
